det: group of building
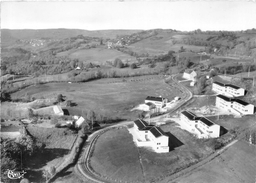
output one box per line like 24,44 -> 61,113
212,81 -> 255,116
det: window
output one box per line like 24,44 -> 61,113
157,143 -> 160,145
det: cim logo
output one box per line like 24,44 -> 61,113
6,169 -> 26,179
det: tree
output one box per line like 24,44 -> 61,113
0,91 -> 11,102
87,110 -> 96,129
113,58 -> 124,68
130,63 -> 137,69
57,94 -> 64,103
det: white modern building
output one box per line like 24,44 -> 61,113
180,110 -> 221,138
133,119 -> 169,153
212,81 -> 246,97
183,70 -> 197,81
215,94 -> 255,116
196,117 -> 220,138
232,99 -> 255,115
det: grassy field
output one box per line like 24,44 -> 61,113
90,124 -> 214,183
11,76 -> 180,120
173,139 -> 256,183
56,47 -> 135,64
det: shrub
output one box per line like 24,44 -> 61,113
130,63 -> 137,69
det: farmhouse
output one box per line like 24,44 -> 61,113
212,81 -> 245,97
145,96 -> 168,108
133,119 -> 169,153
75,116 -> 85,128
1,125 -> 22,139
182,70 -> 197,81
53,105 -> 64,116
180,110 -> 221,138
215,94 -> 255,115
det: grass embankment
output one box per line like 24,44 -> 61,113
90,125 -> 214,183
11,76 -> 180,120
174,139 -> 256,183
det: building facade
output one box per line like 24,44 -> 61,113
212,81 -> 245,97
215,94 -> 255,115
180,110 -> 221,138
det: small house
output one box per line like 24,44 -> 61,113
183,70 -> 197,81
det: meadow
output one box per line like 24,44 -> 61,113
57,47 -> 135,64
128,32 -> 206,56
89,123 -> 214,183
11,76 -> 181,120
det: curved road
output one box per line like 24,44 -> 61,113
74,74 -> 194,183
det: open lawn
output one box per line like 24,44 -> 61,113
90,125 -> 214,183
173,140 -> 256,183
57,47 -> 135,64
11,76 -> 180,120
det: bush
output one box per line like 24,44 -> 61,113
130,63 -> 137,69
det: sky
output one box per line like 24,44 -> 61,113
1,1 -> 256,31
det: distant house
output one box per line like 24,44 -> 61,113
1,125 -> 22,139
183,70 -> 197,81
133,119 -> 169,153
75,116 -> 85,128
180,110 -> 221,138
53,105 -> 64,116
212,81 -> 245,97
215,94 -> 255,115
145,96 -> 168,108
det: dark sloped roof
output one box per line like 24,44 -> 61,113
145,96 -> 164,102
149,126 -> 166,138
226,84 -> 241,90
217,94 -> 233,102
199,117 -> 214,126
233,99 -> 249,106
134,119 -> 148,130
213,81 -> 225,86
181,111 -> 198,120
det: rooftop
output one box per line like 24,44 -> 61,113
181,110 -> 198,120
217,94 -> 233,102
145,96 -> 165,102
233,99 -> 249,106
199,117 -> 214,126
134,119 -> 148,130
226,84 -> 241,90
149,126 -> 166,138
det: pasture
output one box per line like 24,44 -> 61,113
90,124 -> 214,183
11,76 -> 180,120
56,47 -> 135,64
